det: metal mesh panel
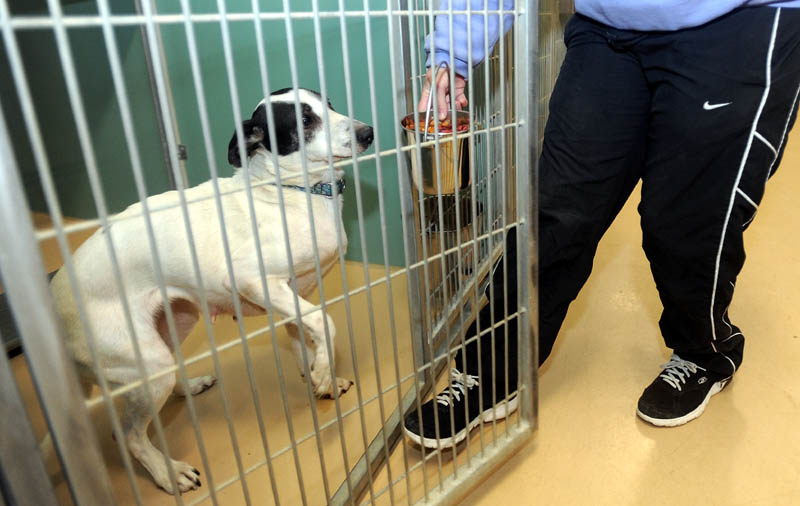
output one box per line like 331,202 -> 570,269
0,1 -> 566,504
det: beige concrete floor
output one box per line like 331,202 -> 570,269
463,129 -> 800,505
9,129 -> 799,505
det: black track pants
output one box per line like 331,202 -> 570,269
457,7 -> 800,382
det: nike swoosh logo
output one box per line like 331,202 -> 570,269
703,101 -> 732,110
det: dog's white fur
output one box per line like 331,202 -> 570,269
49,89 -> 372,493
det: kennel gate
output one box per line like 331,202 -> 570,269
0,1 -> 571,504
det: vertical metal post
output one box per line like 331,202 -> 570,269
134,0 -> 188,189
397,0 -> 428,372
517,0 -> 539,426
0,328 -> 59,506
0,98 -> 115,506
399,0 -> 415,115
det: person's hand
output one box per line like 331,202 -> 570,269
418,66 -> 467,120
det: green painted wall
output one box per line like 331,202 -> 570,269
1,0 -> 406,266
0,0 -> 172,219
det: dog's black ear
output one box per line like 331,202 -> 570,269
228,104 -> 270,167
228,119 -> 264,168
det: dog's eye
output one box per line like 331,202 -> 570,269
302,115 -> 312,127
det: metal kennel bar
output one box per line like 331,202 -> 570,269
0,94 -> 115,505
0,0 -> 580,504
0,327 -> 59,506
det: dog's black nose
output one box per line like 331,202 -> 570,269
357,126 -> 374,147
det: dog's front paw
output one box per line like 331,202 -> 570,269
315,377 -> 354,399
332,377 -> 354,398
311,368 -> 353,398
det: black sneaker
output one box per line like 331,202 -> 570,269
637,354 -> 732,427
403,368 -> 518,448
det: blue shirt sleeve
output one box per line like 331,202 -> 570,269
425,0 -> 516,79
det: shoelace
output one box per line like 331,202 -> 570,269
435,368 -> 480,407
659,355 -> 706,391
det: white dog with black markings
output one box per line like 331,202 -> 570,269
49,88 -> 373,494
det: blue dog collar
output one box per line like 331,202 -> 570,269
276,177 -> 346,198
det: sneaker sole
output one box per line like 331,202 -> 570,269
636,378 -> 731,427
404,394 -> 519,449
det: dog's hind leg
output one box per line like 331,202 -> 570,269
152,293 -> 216,398
286,322 -> 315,378
121,376 -> 201,493
173,376 -> 217,397
114,326 -> 202,494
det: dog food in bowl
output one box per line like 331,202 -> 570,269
401,114 -> 470,134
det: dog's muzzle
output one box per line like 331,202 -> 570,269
356,125 -> 374,151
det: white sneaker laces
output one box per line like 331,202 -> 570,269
659,355 -> 706,391
436,368 -> 480,407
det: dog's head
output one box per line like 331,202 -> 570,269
227,88 -> 374,173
